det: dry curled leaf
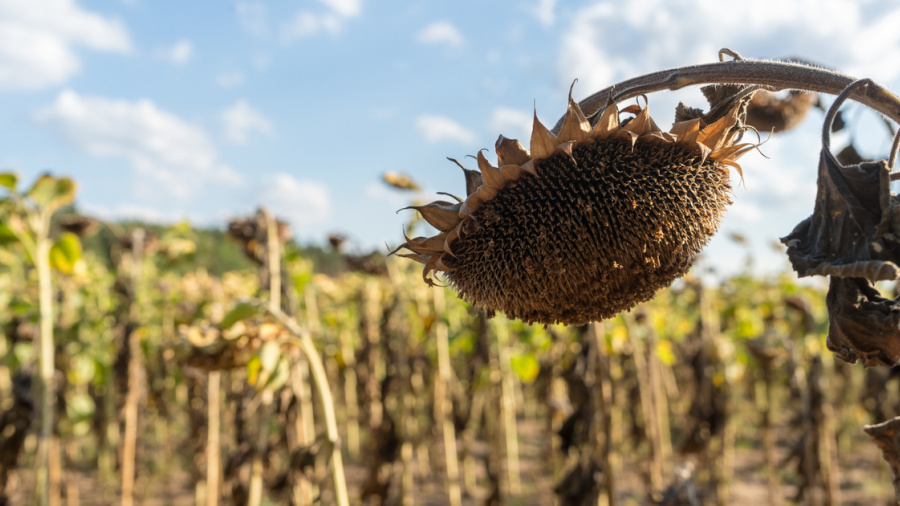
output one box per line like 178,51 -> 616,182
825,276 -> 900,367
783,78 -> 900,367
781,149 -> 900,281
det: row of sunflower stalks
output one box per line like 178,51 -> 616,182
1,173 -> 899,504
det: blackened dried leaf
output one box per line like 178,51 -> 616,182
836,143 -> 869,166
781,149 -> 900,281
674,102 -> 705,123
826,276 -> 900,367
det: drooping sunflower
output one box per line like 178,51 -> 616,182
394,88 -> 755,325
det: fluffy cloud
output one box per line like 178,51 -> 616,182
215,71 -> 245,89
416,115 -> 478,145
34,90 -> 242,201
281,0 -> 362,41
532,0 -> 558,27
0,0 -> 131,91
489,107 -> 532,142
235,1 -> 268,37
259,173 -> 331,227
318,0 -> 361,18
559,0 -> 900,94
156,38 -> 193,65
220,100 -> 274,144
415,21 -> 464,47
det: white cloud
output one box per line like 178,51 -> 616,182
416,115 -> 478,145
533,0 -> 557,27
156,38 -> 193,65
236,1 -> 268,37
34,90 -> 242,202
0,0 -> 131,91
281,12 -> 341,39
280,0 -> 362,42
220,100 -> 274,144
259,173 -> 331,227
489,107 -> 532,142
559,0 -> 900,95
215,71 -> 245,89
81,202 -> 176,224
415,21 -> 464,47
318,0 -> 361,18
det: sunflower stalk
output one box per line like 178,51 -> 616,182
432,286 -> 463,506
552,49 -> 900,134
257,301 -> 350,506
247,210 -> 281,506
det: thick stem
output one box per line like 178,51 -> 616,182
494,320 -> 521,496
248,210 -> 283,506
591,323 -> 617,506
35,211 -> 61,506
433,287 -> 463,506
552,55 -> 900,133
121,229 -> 144,506
206,371 -> 221,506
624,314 -> 663,493
264,304 -> 349,506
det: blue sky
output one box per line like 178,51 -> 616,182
3,0 -> 900,278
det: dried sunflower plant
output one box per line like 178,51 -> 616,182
393,47 -> 900,497
395,48 -> 900,358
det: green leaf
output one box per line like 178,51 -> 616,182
221,301 -> 257,330
253,341 -> 282,391
0,173 -> 17,191
27,175 -> 76,213
246,355 -> 261,386
0,222 -> 18,246
49,232 -> 82,274
510,354 -> 540,384
9,296 -> 33,316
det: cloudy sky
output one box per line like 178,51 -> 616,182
3,0 -> 900,278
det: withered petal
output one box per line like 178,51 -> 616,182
402,200 -> 462,232
558,84 -> 591,143
495,136 -> 531,166
592,104 -> 620,139
499,164 -> 527,183
530,109 -> 559,160
623,105 -> 662,136
696,104 -> 741,153
448,157 -> 484,197
403,231 -> 449,256
396,252 -> 430,265
670,118 -> 704,144
477,150 -> 504,187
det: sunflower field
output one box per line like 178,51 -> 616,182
1,171 -> 900,506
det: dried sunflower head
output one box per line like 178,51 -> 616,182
395,90 -> 755,325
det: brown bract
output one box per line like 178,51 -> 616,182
394,91 -> 754,325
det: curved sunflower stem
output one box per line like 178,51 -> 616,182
553,52 -> 900,133
261,302 -> 350,506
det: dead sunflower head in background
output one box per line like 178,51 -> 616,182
393,86 -> 756,325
